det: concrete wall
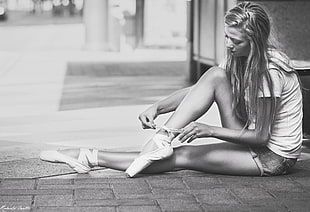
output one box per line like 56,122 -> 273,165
253,1 -> 310,60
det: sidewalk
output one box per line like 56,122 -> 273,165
1,162 -> 310,212
0,24 -> 310,211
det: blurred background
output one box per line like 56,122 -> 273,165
0,0 -> 190,113
0,0 -> 188,50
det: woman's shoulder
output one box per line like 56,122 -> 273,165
267,48 -> 294,73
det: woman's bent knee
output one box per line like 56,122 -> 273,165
198,66 -> 228,85
174,146 -> 193,166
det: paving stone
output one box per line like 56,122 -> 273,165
0,189 -> 72,196
117,205 -> 161,212
75,199 -> 156,207
159,202 -> 203,212
74,188 -> 114,200
270,190 -> 310,200
183,177 -> 222,189
142,171 -> 206,179
259,178 -> 305,192
37,178 -> 73,185
74,207 -> 116,212
249,206 -> 288,212
34,194 -> 73,206
112,182 -> 151,194
107,178 -> 147,184
117,191 -> 196,201
147,178 -> 187,190
157,198 -> 198,205
0,158 -> 74,178
151,188 -> 191,195
243,199 -> 287,211
141,174 -> 182,179
157,199 -> 202,212
85,169 -> 127,178
74,178 -> 111,184
230,187 -> 275,202
282,199 -> 310,212
289,168 -> 310,177
0,179 -> 36,189
37,183 -> 110,190
190,189 -> 221,195
292,177 -> 310,189
294,160 -> 310,171
202,204 -> 252,212
33,206 -> 116,212
175,170 -> 209,177
219,176 -> 263,188
195,188 -> 240,205
203,203 -> 287,212
0,195 -> 32,201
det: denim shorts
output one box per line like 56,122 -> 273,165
249,146 -> 297,176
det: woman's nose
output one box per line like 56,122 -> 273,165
226,39 -> 234,49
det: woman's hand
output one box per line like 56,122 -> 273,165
138,104 -> 158,129
178,122 -> 214,143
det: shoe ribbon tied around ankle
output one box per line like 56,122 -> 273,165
125,125 -> 183,177
40,148 -> 98,174
159,125 -> 184,138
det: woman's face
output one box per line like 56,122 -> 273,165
224,26 -> 250,57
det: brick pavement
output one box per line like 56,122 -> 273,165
1,166 -> 310,212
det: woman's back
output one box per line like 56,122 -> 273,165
265,50 -> 303,158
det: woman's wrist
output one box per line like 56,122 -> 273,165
208,125 -> 217,138
154,102 -> 162,115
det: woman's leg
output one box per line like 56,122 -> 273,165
59,142 -> 260,176
57,149 -> 138,171
62,143 -> 259,175
164,66 -> 243,130
144,142 -> 260,175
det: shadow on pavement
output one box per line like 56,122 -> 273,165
59,61 -> 190,110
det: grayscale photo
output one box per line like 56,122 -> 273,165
0,0 -> 310,211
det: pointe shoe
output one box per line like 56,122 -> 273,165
125,134 -> 174,177
40,148 -> 98,174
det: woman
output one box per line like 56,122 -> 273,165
40,2 -> 303,177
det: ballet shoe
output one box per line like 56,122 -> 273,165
40,148 -> 98,174
125,134 -> 173,177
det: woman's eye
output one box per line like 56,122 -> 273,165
232,40 -> 241,45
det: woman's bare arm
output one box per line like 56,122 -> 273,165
139,86 -> 192,129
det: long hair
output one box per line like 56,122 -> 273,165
224,2 -> 276,134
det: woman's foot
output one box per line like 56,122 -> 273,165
125,133 -> 174,177
40,148 -> 98,174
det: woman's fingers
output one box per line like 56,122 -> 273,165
148,119 -> 156,129
179,131 -> 196,143
178,123 -> 198,143
187,134 -> 197,143
139,114 -> 156,129
138,106 -> 158,130
139,115 -> 150,129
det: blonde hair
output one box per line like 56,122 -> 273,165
224,2 -> 276,134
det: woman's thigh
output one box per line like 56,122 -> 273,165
211,68 -> 243,129
177,142 -> 261,176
